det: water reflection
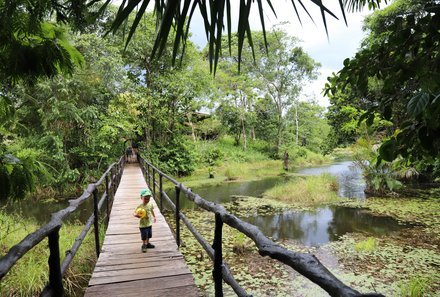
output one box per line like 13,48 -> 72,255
243,206 -> 410,246
296,161 -> 366,199
2,197 -> 94,225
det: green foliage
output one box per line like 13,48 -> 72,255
355,237 -> 378,252
232,231 -> 251,255
326,0 -> 440,180
264,174 -> 340,205
285,101 -> 330,153
203,148 -> 223,167
0,210 -> 97,296
353,138 -> 404,195
399,276 -> 431,297
328,232 -> 440,296
280,145 -> 330,167
224,165 -> 245,181
146,137 -> 196,177
0,148 -> 53,200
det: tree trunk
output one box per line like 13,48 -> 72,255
295,104 -> 299,146
251,127 -> 256,140
241,115 -> 247,150
283,150 -> 289,171
187,113 -> 196,142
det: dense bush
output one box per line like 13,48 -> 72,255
146,137 -> 197,177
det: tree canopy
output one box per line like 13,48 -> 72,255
325,0 -> 440,180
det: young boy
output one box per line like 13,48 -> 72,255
134,188 -> 156,252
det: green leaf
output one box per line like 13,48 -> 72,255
358,111 -> 369,126
379,139 -> 397,162
407,92 -> 430,117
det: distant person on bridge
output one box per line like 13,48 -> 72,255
134,188 -> 156,253
126,147 -> 133,163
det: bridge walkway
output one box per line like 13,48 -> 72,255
84,163 -> 199,297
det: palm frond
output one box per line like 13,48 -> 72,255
107,0 -> 358,73
343,0 -> 388,12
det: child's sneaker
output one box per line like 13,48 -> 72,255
141,244 -> 147,253
146,243 -> 155,248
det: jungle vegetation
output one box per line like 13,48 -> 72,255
0,0 -> 438,198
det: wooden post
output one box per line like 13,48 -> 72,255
152,169 -> 156,200
48,226 -> 64,296
93,188 -> 100,257
105,175 -> 110,224
146,163 -> 150,188
111,167 -> 116,199
159,174 -> 163,211
213,213 -> 224,297
175,185 -> 181,247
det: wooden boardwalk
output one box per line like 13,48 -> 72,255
84,163 -> 199,297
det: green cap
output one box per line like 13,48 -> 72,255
140,188 -> 152,197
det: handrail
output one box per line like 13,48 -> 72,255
0,155 -> 126,296
138,155 -> 385,297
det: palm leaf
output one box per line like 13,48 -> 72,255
343,0 -> 388,12
104,0 -> 381,73
237,0 -> 252,73
124,0 -> 151,51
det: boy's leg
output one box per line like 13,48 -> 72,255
146,226 -> 155,248
140,228 -> 148,252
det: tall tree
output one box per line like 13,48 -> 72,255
286,100 -> 330,153
243,29 -> 320,152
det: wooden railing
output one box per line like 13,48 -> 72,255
139,155 -> 385,297
0,156 -> 126,296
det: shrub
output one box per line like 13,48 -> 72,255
147,137 -> 196,177
263,173 -> 340,204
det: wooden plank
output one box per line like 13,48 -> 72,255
85,275 -> 198,297
84,163 -> 198,296
88,266 -> 192,286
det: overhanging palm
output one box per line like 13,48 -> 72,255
105,0 -> 387,73
0,0 -> 387,81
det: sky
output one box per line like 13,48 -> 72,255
188,1 -> 382,107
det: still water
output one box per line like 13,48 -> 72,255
243,206 -> 409,246
296,161 -> 366,199
189,161 -> 410,246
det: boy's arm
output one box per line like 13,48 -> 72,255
133,210 -> 140,218
151,209 -> 156,222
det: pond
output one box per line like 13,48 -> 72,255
2,195 -> 94,225
295,160 -> 366,199
243,206 -> 410,246
184,161 -> 411,246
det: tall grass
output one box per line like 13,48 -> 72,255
263,173 -> 340,204
0,210 -> 98,296
223,160 -> 283,181
399,276 -> 431,297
